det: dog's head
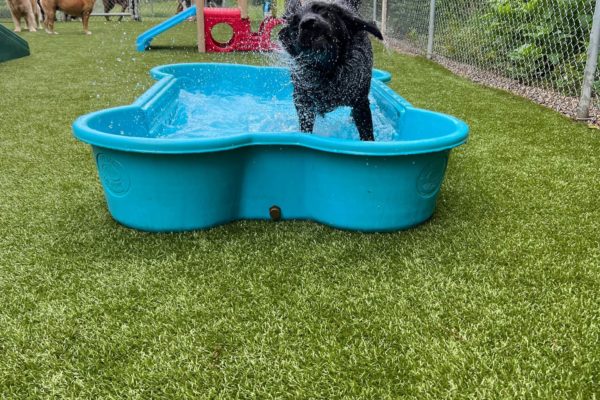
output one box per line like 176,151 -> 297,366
279,0 -> 383,68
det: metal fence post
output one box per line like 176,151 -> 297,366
372,0 -> 377,23
131,0 -> 141,20
577,0 -> 600,119
426,0 -> 436,59
381,0 -> 387,36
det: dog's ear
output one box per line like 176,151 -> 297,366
332,5 -> 384,40
352,18 -> 383,40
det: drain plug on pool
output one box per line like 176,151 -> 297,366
269,206 -> 281,221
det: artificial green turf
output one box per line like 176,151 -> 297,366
0,19 -> 599,399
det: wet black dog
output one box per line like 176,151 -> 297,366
279,0 -> 383,141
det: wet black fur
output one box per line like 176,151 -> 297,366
279,0 -> 383,141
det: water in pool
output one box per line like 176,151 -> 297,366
156,89 -> 398,141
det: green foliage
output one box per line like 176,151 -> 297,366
437,0 -> 595,95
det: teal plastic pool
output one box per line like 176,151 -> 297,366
72,63 -> 468,231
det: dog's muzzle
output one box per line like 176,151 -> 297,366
298,15 -> 329,50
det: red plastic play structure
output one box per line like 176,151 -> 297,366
203,7 -> 283,52
180,0 -> 281,53
136,0 -> 283,52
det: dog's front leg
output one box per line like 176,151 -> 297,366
11,13 -> 22,32
42,6 -> 57,34
34,0 -> 43,28
25,9 -> 37,32
82,10 -> 92,34
298,108 -> 316,133
118,0 -> 127,21
352,100 -> 375,141
294,97 -> 316,133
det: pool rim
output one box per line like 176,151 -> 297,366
72,63 -> 469,157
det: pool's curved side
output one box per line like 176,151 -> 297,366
72,63 -> 469,232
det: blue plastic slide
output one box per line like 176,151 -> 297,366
136,6 -> 197,51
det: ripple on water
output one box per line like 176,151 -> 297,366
157,89 -> 398,141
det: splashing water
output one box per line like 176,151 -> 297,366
264,48 -> 295,69
156,88 -> 398,141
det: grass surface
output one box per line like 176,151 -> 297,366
0,19 -> 599,399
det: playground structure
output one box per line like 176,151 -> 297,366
0,24 -> 30,63
135,0 -> 283,52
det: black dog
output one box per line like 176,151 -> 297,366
279,0 -> 383,141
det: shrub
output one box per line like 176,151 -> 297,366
434,0 -> 596,95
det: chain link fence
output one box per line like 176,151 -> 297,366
136,0 -> 269,20
369,0 -> 600,122
0,0 -> 269,28
90,0 -> 140,20
0,0 -> 260,22
0,0 -> 139,21
3,0 -> 598,121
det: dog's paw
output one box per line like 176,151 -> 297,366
14,28 -> 21,33
29,28 -> 37,32
85,31 -> 92,35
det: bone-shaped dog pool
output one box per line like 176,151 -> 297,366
72,63 -> 468,232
